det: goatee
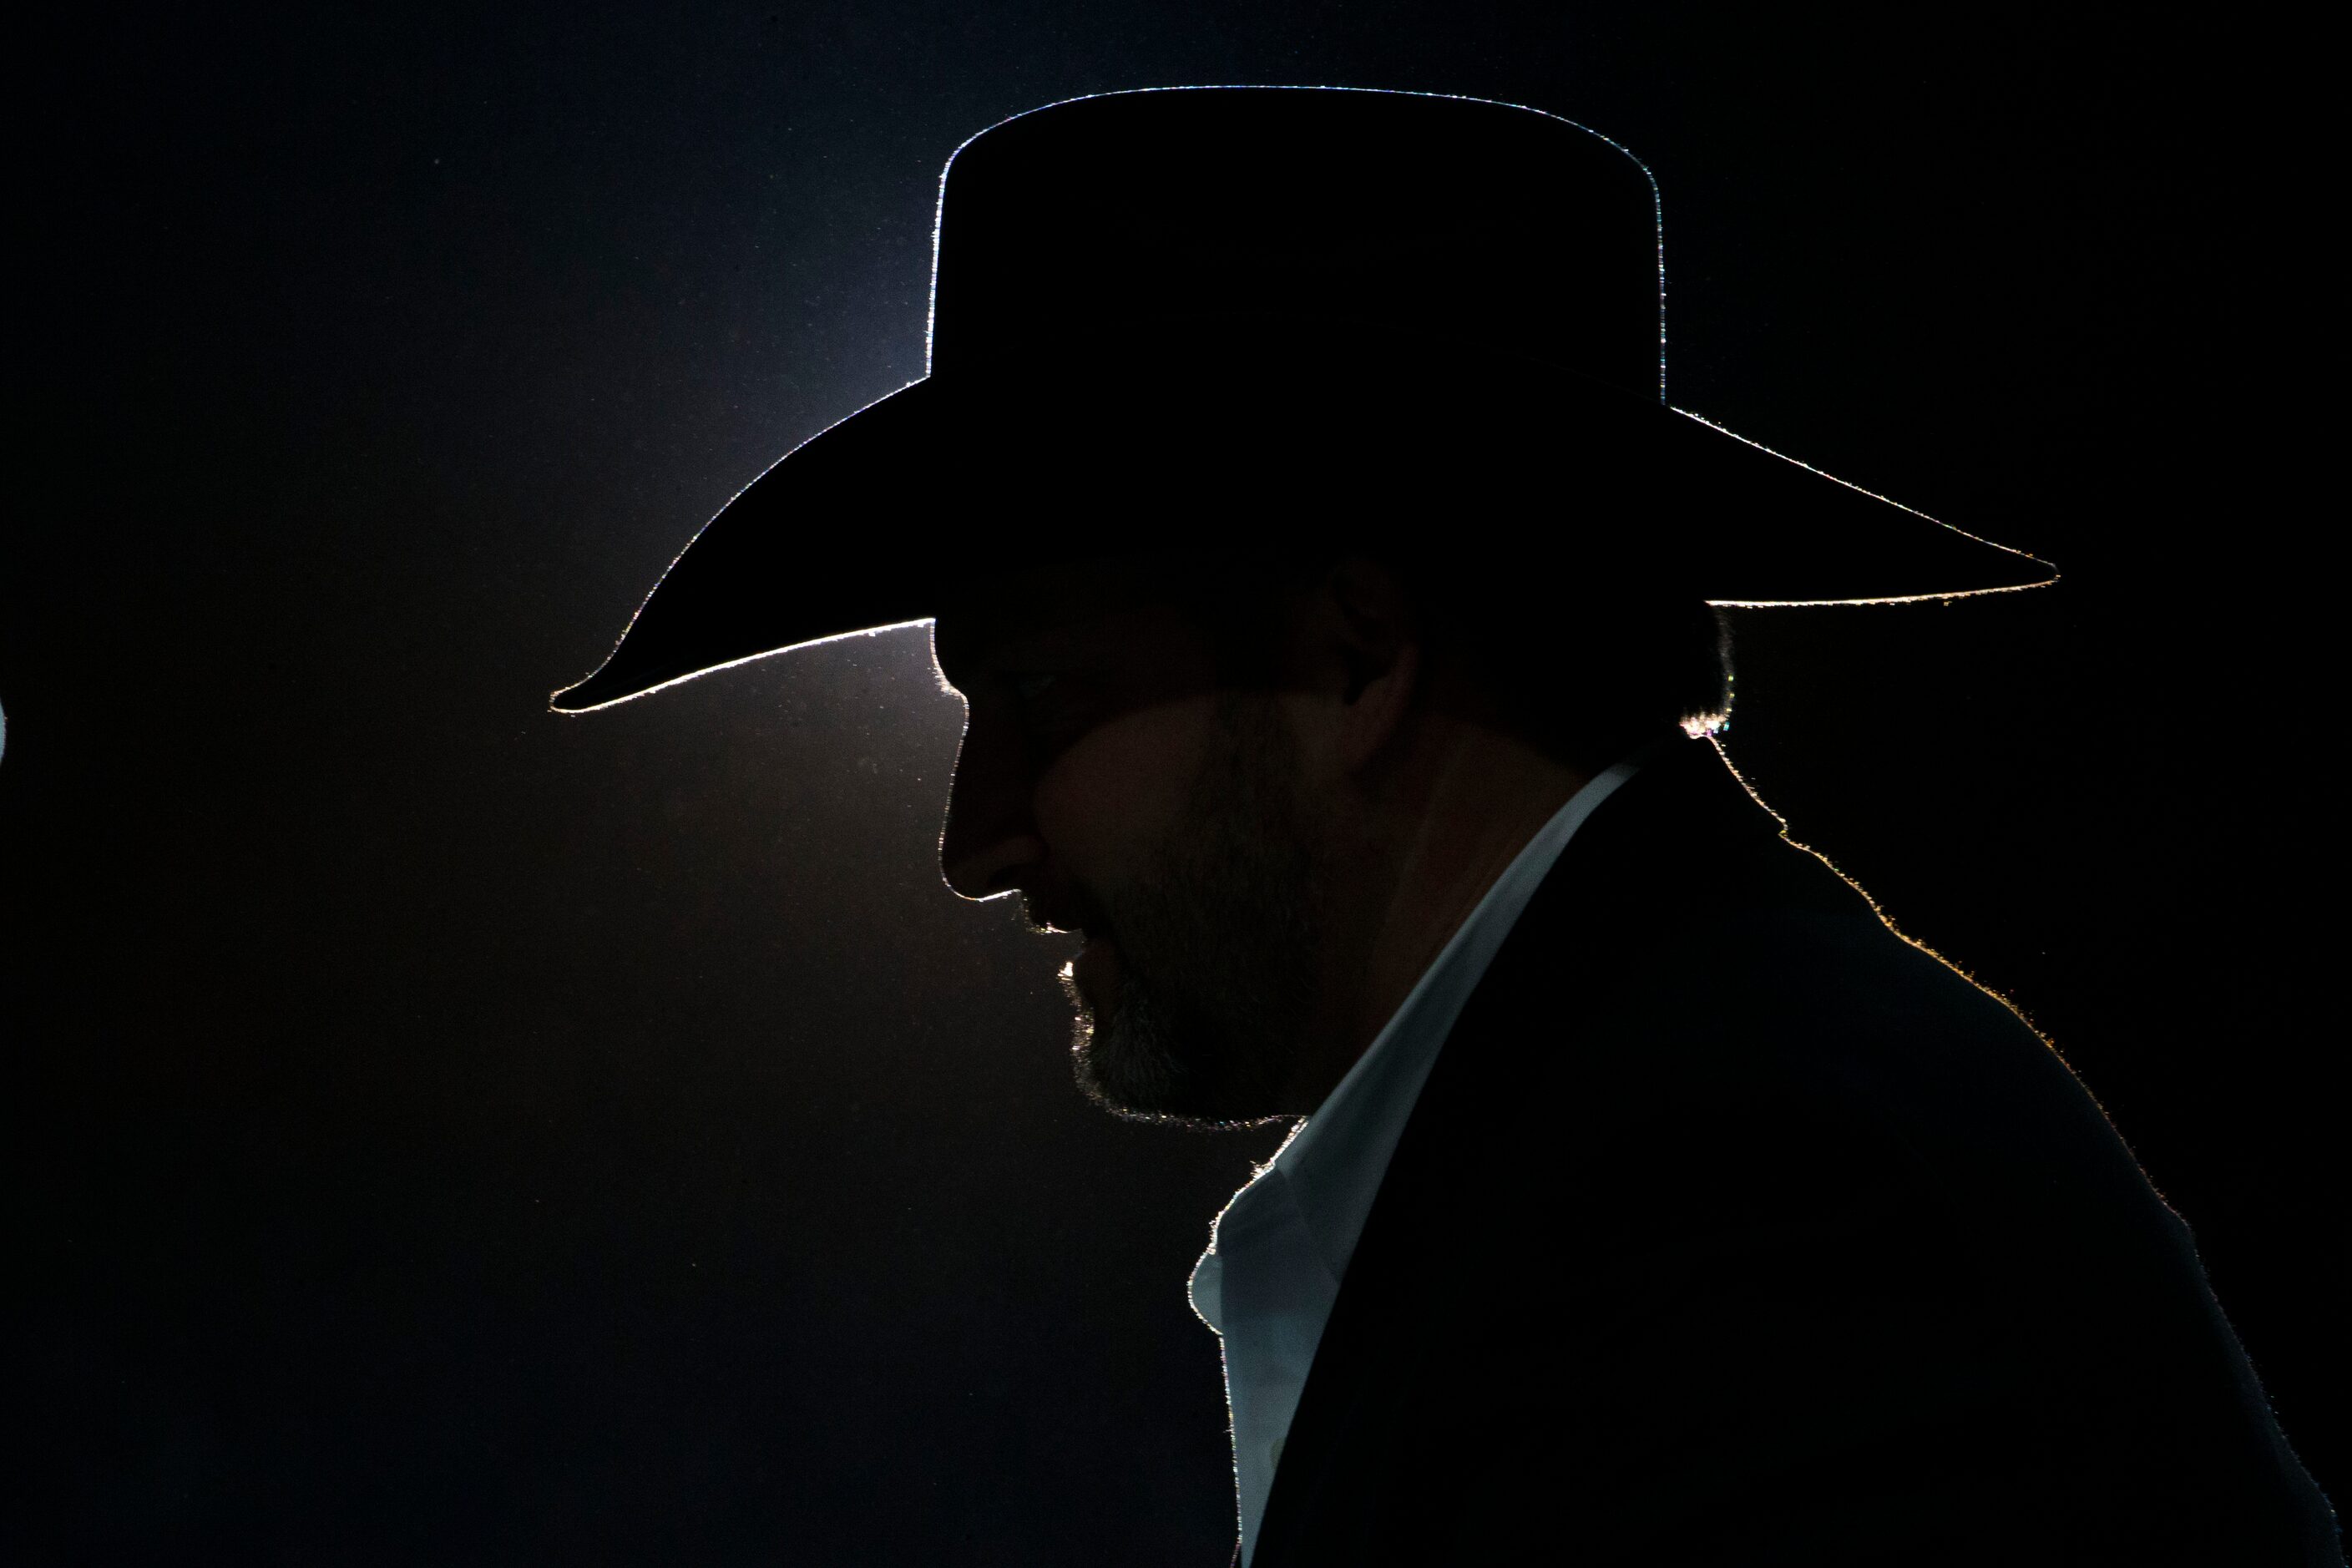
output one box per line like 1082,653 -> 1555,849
1065,692 -> 1328,1129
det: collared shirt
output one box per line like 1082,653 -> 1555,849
1186,743 -> 1655,1566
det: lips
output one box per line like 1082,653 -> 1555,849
1073,933 -> 1117,997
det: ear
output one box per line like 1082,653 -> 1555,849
1309,553 -> 1422,776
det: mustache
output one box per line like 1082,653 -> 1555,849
1019,886 -> 1114,940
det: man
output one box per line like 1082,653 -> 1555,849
553,89 -> 2340,1565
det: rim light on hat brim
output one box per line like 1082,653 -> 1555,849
549,371 -> 2057,716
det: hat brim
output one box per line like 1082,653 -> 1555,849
549,361 -> 2056,714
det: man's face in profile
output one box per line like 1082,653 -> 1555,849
931,556 -> 1329,1130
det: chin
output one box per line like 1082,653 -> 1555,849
1066,989 -> 1290,1130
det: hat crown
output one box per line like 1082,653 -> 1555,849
928,88 -> 1665,399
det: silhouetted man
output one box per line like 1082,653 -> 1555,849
554,89 -> 2339,1566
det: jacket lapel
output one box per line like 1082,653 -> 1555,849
1248,738 -> 1790,1567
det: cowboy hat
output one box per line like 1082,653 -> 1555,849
551,87 -> 2053,714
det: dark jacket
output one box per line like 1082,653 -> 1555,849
1247,737 -> 2339,1566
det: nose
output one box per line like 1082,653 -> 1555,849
938,708 -> 1047,903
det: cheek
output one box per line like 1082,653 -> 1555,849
1032,695 -> 1217,874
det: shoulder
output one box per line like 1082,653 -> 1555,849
1488,832 -> 2187,1261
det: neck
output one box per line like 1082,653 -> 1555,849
1285,718 -> 1591,1112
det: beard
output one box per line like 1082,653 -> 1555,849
1059,691 -> 1330,1130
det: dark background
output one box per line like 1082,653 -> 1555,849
8,3 -> 2337,1563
